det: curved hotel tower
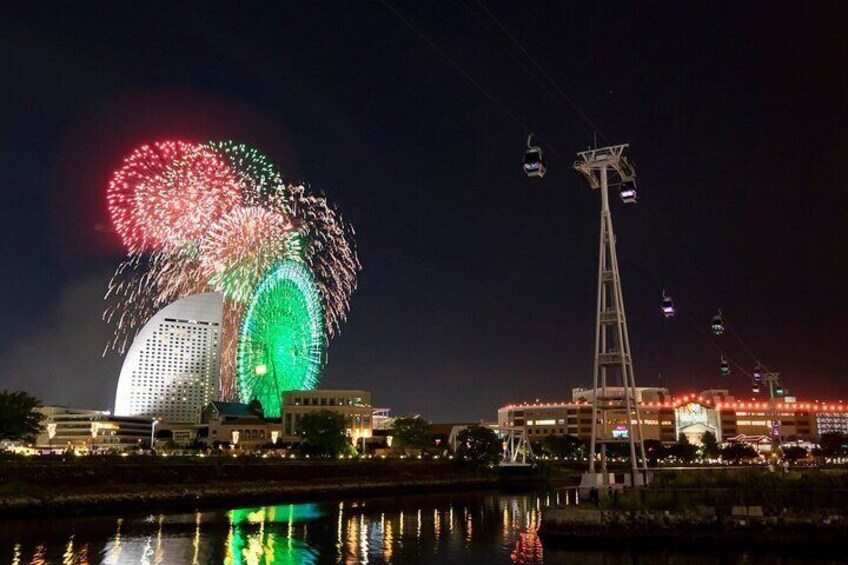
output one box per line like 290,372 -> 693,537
114,292 -> 223,423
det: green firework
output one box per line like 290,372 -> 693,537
206,140 -> 280,206
237,260 -> 325,417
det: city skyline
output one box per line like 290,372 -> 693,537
1,2 -> 845,421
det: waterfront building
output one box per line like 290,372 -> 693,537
35,406 -> 152,451
281,390 -> 373,442
815,409 -> 848,435
114,292 -> 223,423
498,387 -> 676,444
200,401 -> 282,449
571,386 -> 670,404
499,388 -> 845,447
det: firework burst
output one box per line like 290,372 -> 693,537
104,140 -> 359,403
107,141 -> 242,253
200,206 -> 303,303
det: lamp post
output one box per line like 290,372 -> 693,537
150,418 -> 160,452
90,422 -> 99,453
47,423 -> 56,450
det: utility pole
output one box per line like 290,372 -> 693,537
574,144 -> 647,489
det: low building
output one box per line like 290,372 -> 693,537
571,386 -> 670,404
816,409 -> 848,435
35,406 -> 152,451
498,387 -> 676,445
201,401 -> 282,449
499,387 -> 847,447
281,390 -> 373,442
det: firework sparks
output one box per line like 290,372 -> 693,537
104,140 -> 359,403
200,206 -> 302,303
107,141 -> 242,253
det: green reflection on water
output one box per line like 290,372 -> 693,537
224,503 -> 323,565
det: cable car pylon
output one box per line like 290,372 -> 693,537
574,143 -> 647,491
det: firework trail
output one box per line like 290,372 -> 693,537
104,140 -> 359,401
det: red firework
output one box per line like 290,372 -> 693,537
107,141 -> 242,253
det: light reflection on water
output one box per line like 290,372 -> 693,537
0,488 -> 842,564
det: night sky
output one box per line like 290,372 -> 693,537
1,2 -> 845,422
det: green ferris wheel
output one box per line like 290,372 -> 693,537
236,260 -> 325,418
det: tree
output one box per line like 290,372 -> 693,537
782,445 -> 808,462
721,442 -> 758,463
668,433 -> 698,463
642,439 -> 666,465
246,398 -> 264,418
430,432 -> 450,455
299,410 -> 351,457
540,435 -> 586,459
455,425 -> 500,468
700,431 -> 720,460
390,417 -> 431,453
0,390 -> 44,442
819,432 -> 847,458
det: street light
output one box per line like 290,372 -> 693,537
150,418 -> 160,452
47,423 -> 56,450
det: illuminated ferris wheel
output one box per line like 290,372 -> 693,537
236,260 -> 325,418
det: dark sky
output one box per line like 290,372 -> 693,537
1,2 -> 845,421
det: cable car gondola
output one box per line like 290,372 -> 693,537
619,180 -> 637,204
711,309 -> 725,335
720,356 -> 730,375
661,290 -> 675,318
523,133 -> 546,178
752,366 -> 763,393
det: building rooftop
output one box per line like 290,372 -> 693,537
208,401 -> 259,417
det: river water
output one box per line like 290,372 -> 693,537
0,488 -> 841,564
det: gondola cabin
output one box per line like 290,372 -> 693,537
661,291 -> 675,318
524,146 -> 546,178
711,311 -> 725,335
619,181 -> 637,204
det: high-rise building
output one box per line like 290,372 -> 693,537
114,292 -> 223,423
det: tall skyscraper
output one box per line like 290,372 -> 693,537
114,292 -> 223,423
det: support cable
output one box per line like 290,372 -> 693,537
378,0 -> 569,160
471,0 -> 609,144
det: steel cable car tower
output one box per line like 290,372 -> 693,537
574,144 -> 647,485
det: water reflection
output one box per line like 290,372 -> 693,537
225,503 -> 323,565
1,488 -> 843,564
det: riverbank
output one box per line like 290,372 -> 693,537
542,468 -> 848,546
0,458 -> 546,517
541,506 -> 848,546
